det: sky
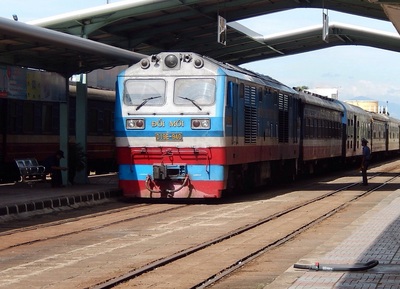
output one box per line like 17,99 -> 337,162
1,0 -> 400,117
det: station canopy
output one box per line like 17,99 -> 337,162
2,0 -> 400,76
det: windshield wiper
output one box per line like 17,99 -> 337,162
136,95 -> 161,111
178,96 -> 202,111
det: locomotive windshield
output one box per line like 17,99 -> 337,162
174,79 -> 216,106
124,79 -> 166,106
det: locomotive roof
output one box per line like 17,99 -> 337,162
204,55 -> 296,95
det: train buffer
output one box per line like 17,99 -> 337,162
14,158 -> 46,187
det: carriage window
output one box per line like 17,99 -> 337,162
88,108 -> 98,134
124,79 -> 166,106
174,78 -> 216,106
103,110 -> 113,134
23,102 -> 34,133
42,103 -> 54,133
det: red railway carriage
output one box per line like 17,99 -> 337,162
0,86 -> 116,183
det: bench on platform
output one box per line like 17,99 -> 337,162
14,158 -> 46,186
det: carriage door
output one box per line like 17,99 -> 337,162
398,125 -> 400,150
385,123 -> 389,152
227,81 -> 239,145
353,115 -> 357,152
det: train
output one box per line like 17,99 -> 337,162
0,85 -> 117,183
114,52 -> 400,199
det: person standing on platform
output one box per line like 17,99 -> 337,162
44,150 -> 68,187
361,138 -> 371,186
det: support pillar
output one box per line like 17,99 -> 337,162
75,75 -> 88,184
59,78 -> 69,186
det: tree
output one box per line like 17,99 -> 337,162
294,85 -> 309,91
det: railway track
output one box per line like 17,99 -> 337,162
92,169 -> 400,288
0,161 -> 399,289
0,203 -> 188,252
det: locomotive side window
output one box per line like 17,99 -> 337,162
239,83 -> 244,99
124,79 -> 166,106
174,78 -> 215,106
227,81 -> 234,107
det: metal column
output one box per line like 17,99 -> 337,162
75,75 -> 88,184
59,78 -> 69,186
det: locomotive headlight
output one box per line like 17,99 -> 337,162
126,118 -> 145,129
165,54 -> 179,68
140,58 -> 150,69
193,58 -> 204,68
191,118 -> 210,130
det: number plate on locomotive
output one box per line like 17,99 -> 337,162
155,132 -> 183,142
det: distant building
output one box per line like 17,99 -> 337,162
344,100 -> 389,115
308,88 -> 338,99
344,100 -> 379,114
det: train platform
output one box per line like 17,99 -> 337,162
267,188 -> 400,289
0,173 -> 121,220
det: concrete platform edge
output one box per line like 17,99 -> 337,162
0,188 -> 122,217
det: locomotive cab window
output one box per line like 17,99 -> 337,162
173,78 -> 216,106
123,79 -> 166,106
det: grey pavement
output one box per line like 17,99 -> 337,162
271,189 -> 400,289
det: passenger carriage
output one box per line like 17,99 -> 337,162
387,116 -> 400,153
370,112 -> 389,154
297,90 -> 344,173
337,101 -> 371,160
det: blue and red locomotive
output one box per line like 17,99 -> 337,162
115,52 -> 400,198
